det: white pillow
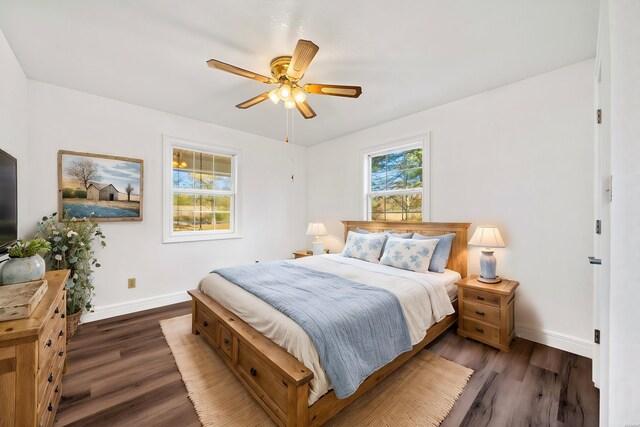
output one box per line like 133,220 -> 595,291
341,231 -> 387,263
380,236 -> 439,273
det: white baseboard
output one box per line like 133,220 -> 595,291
516,324 -> 593,359
81,291 -> 191,323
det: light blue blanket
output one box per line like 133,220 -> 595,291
213,261 -> 412,399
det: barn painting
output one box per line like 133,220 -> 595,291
58,151 -> 144,222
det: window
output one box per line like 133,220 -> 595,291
163,136 -> 241,243
364,141 -> 427,222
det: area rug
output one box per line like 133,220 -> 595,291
160,314 -> 473,426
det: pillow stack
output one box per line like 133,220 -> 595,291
341,228 -> 457,273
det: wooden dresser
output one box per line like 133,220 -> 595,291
456,275 -> 519,352
0,270 -> 69,427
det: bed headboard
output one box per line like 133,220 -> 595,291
341,221 -> 471,278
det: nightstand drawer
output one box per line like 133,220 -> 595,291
463,300 -> 501,325
463,288 -> 500,306
462,317 -> 500,342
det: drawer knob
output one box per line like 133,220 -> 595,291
475,327 -> 484,333
55,386 -> 59,393
477,295 -> 485,301
48,403 -> 53,412
59,351 -> 64,357
250,367 -> 257,377
61,313 -> 65,319
475,310 -> 485,316
203,321 -> 208,327
224,338 -> 230,345
46,339 -> 52,347
54,307 -> 59,314
59,330 -> 64,337
48,373 -> 53,383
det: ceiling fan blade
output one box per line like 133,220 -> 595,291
286,39 -> 319,80
236,92 -> 270,109
303,83 -> 362,98
295,99 -> 317,119
207,59 -> 275,84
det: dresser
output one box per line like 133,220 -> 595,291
456,275 -> 519,352
0,269 -> 69,427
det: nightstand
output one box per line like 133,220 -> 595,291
293,250 -> 313,259
456,275 -> 519,352
293,250 -> 329,259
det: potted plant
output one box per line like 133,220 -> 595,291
0,238 -> 51,285
38,212 -> 106,339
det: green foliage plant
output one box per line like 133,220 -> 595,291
37,212 -> 106,315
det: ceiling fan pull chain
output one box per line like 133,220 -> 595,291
290,109 -> 295,182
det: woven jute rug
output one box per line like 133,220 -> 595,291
161,314 -> 473,426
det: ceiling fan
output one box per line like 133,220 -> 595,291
206,39 -> 362,119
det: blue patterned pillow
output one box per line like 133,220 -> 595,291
355,229 -> 413,257
341,231 -> 388,263
380,236 -> 439,273
413,233 -> 456,273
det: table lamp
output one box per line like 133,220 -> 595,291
468,225 -> 506,283
306,223 -> 328,255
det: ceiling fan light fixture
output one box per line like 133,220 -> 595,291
284,99 -> 296,109
268,89 -> 280,104
292,87 -> 307,103
279,83 -> 292,100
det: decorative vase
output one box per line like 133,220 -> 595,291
66,310 -> 82,341
0,254 -> 46,285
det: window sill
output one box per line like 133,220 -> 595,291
162,233 -> 243,244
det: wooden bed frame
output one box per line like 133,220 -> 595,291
188,221 -> 470,426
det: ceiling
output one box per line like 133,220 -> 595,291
0,0 -> 599,146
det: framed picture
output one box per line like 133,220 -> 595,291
58,150 -> 144,222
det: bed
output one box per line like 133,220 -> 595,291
188,221 -> 470,426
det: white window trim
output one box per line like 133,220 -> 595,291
162,135 -> 242,243
360,133 -> 431,221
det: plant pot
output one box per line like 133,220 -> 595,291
66,310 -> 82,341
0,254 -> 46,285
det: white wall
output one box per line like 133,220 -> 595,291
0,29 -> 28,239
307,60 -> 595,357
608,0 -> 640,423
26,81 -> 308,320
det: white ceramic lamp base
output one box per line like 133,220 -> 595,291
312,240 -> 324,256
477,249 -> 502,284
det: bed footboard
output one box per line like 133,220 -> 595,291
188,289 -> 314,427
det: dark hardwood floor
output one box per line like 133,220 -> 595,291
55,302 -> 599,427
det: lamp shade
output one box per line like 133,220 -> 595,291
306,223 -> 328,236
468,225 -> 505,248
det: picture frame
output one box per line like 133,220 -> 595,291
57,150 -> 144,222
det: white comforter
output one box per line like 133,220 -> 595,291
198,254 -> 459,405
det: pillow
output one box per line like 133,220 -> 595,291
380,236 -> 439,273
341,231 -> 387,263
413,233 -> 456,273
354,228 -> 413,256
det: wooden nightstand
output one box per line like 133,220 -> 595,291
293,250 -> 313,259
456,275 -> 519,352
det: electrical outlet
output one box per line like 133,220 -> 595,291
128,278 -> 136,289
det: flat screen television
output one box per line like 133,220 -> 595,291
0,149 -> 17,255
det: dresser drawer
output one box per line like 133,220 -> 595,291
463,300 -> 501,325
462,317 -> 501,343
237,342 -> 288,421
48,289 -> 65,320
218,324 -> 233,360
39,313 -> 65,370
463,288 -> 500,306
38,368 -> 62,427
